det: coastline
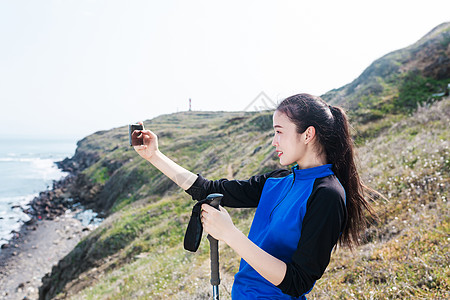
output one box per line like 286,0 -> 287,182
0,137 -> 77,247
0,210 -> 92,300
0,146 -> 101,300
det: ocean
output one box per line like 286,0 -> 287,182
0,138 -> 77,247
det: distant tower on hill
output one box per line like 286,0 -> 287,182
189,98 -> 192,111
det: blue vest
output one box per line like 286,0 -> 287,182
231,164 -> 334,299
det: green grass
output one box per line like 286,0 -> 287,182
310,97 -> 450,299
47,97 -> 449,300
393,72 -> 449,112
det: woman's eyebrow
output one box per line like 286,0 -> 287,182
273,125 -> 283,129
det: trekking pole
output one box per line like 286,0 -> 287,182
205,193 -> 223,300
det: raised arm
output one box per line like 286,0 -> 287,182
133,123 -> 198,190
133,122 -> 290,206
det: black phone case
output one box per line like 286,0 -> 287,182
129,124 -> 144,146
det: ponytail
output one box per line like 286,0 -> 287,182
277,94 -> 377,249
328,105 -> 377,249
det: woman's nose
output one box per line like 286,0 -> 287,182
271,135 -> 277,147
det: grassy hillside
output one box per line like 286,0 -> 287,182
310,97 -> 449,299
40,96 -> 449,299
322,22 -> 450,133
40,111 -> 282,299
39,23 -> 450,299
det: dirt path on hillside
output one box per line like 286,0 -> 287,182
226,164 -> 234,179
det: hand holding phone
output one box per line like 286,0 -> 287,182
131,122 -> 161,161
129,124 -> 144,146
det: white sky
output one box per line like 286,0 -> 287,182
0,0 -> 449,140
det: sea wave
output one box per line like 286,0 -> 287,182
0,193 -> 37,207
0,194 -> 34,247
0,156 -> 65,162
0,157 -> 36,162
0,156 -> 68,181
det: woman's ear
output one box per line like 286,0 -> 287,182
304,126 -> 316,144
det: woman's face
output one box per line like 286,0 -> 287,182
272,110 -> 307,166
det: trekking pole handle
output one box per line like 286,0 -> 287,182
206,193 -> 222,288
206,193 -> 222,210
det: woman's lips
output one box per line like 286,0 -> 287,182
277,151 -> 283,157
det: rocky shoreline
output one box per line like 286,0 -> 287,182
0,210 -> 92,300
0,173 -> 75,249
0,150 -> 102,300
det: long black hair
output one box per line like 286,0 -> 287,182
276,93 -> 377,249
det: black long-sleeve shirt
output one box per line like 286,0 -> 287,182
186,165 -> 347,299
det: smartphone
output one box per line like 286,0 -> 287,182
129,124 -> 144,146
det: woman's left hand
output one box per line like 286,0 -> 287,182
201,204 -> 237,243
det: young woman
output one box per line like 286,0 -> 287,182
134,93 -> 376,299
